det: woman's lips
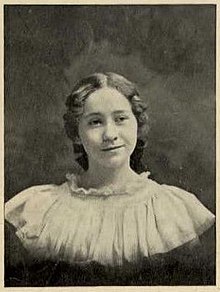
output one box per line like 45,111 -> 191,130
101,145 -> 124,152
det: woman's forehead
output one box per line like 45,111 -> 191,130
83,87 -> 132,114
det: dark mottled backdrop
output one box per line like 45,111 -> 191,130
4,5 -> 215,215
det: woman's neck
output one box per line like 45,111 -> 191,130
80,162 -> 139,189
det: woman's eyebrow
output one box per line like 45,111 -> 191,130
113,110 -> 131,114
83,112 -> 101,118
84,110 -> 131,118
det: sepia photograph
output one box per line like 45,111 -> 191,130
4,4 -> 216,287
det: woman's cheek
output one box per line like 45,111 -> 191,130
124,123 -> 137,139
86,129 -> 102,145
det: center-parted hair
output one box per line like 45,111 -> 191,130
63,72 -> 149,173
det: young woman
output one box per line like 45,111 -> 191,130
5,72 -> 215,286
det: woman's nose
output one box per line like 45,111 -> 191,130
102,122 -> 118,142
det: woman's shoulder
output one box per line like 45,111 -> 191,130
141,174 -> 215,232
5,181 -> 70,241
5,182 -> 68,205
5,182 -> 69,213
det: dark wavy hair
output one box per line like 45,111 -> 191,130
63,72 -> 149,173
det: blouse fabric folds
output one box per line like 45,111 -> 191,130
5,172 -> 215,267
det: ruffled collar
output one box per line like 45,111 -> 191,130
66,171 -> 151,198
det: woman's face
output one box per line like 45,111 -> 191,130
78,87 -> 138,170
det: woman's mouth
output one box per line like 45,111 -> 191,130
101,145 -> 124,152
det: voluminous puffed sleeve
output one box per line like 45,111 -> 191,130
144,183 -> 215,255
5,184 -> 65,247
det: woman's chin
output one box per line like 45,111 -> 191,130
99,156 -> 129,170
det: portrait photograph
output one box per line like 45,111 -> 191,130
3,3 -> 217,288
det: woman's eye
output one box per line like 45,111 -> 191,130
88,119 -> 102,126
115,116 -> 129,123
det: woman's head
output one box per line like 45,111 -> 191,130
63,72 -> 149,172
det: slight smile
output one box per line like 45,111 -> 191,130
101,145 -> 125,152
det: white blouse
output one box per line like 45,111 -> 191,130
5,172 -> 215,267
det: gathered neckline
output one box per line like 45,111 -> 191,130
66,171 -> 151,197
